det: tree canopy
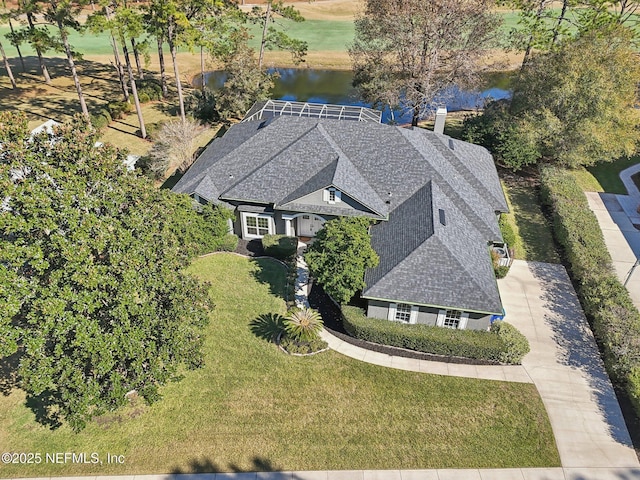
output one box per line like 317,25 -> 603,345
0,113 -> 217,430
304,217 -> 379,305
465,27 -> 640,169
349,0 -> 501,126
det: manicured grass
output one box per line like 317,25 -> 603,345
500,181 -> 526,260
586,155 -> 640,194
0,254 -> 559,476
501,176 -> 561,263
568,166 -> 605,193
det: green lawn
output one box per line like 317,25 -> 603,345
0,254 -> 559,476
585,155 -> 640,194
501,176 -> 561,263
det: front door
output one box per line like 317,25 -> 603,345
298,215 -> 323,237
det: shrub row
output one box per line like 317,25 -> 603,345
341,306 -> 528,364
262,234 -> 298,259
539,165 -> 640,411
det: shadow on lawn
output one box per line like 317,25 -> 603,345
172,456 -> 301,475
249,313 -> 285,343
250,257 -> 288,302
0,351 -> 20,396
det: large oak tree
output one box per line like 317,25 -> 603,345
0,113 -> 214,431
349,0 -> 501,126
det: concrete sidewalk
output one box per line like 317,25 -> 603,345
586,191 -> 640,309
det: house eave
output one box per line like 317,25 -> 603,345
359,294 -> 502,316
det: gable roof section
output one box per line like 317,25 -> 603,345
398,128 -> 502,241
363,181 -> 503,315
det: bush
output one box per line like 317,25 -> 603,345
107,101 -> 133,120
490,320 -> 530,364
540,164 -> 640,416
90,108 -> 112,131
499,215 -> 517,247
214,233 -> 238,252
262,234 -> 298,259
341,306 -> 527,363
279,335 -> 328,355
137,79 -> 163,103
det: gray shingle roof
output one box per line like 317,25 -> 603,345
363,181 -> 503,314
172,113 -> 507,314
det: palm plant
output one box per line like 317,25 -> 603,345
283,308 -> 323,342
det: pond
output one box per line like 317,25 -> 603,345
201,68 -> 512,124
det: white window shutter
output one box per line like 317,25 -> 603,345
436,310 -> 446,327
335,190 -> 342,203
409,305 -> 419,324
387,303 -> 398,321
323,189 -> 330,202
458,312 -> 469,330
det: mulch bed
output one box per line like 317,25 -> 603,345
235,238 -> 265,257
308,283 -> 498,366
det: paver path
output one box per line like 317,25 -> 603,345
499,260 -> 638,468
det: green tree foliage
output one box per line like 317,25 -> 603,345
349,0 -> 501,126
215,30 -> 275,120
466,27 -> 640,169
0,113 -> 215,431
304,217 -> 379,305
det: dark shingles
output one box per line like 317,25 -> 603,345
363,181 -> 503,314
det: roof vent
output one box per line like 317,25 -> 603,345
386,192 -> 392,204
448,138 -> 455,150
439,208 -> 446,226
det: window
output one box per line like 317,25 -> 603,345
394,303 -> 412,323
323,188 -> 341,204
443,310 -> 462,329
242,213 -> 272,238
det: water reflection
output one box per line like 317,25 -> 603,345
203,68 -> 511,124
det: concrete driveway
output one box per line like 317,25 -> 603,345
498,260 -> 639,468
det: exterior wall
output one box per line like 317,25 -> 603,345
366,299 -> 492,331
292,189 -> 372,215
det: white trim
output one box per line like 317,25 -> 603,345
409,305 -> 419,324
241,212 -> 274,239
436,310 -> 446,327
387,303 -> 397,321
323,189 -> 330,202
458,312 -> 469,330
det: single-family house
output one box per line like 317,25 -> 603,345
173,100 -> 509,331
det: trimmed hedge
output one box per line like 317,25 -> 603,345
342,306 -> 528,364
490,320 -> 530,364
262,234 -> 298,259
540,165 -> 640,412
